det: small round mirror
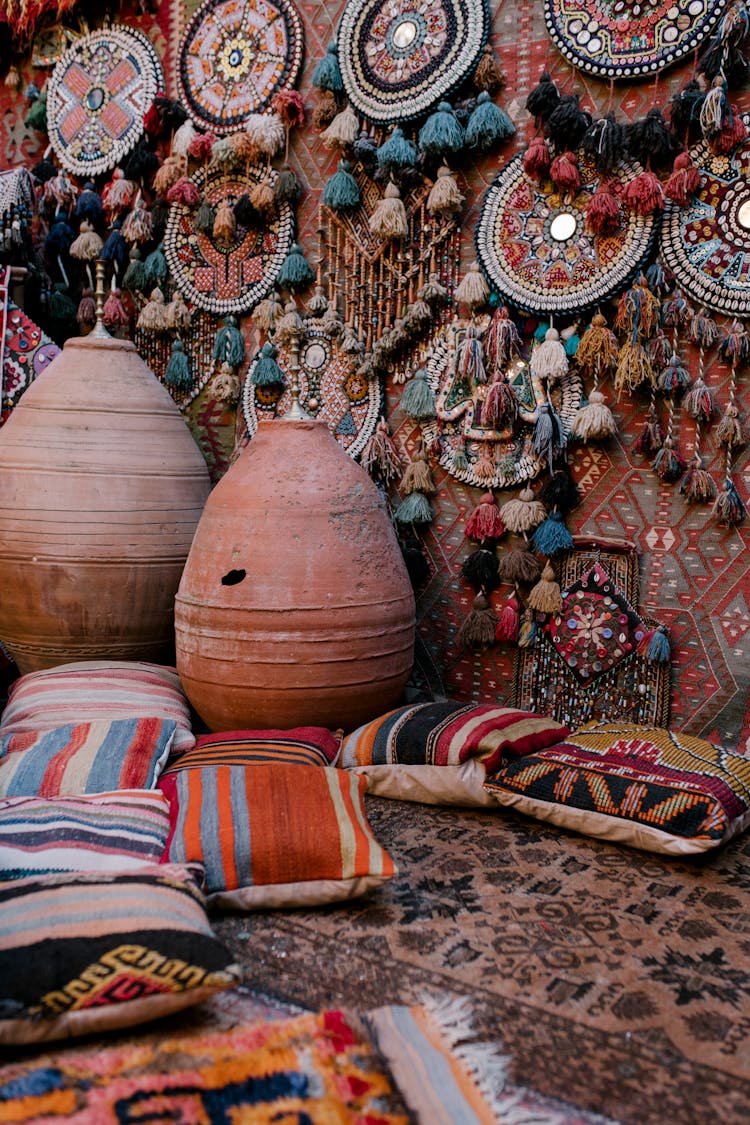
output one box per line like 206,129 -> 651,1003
304,342 -> 327,370
229,47 -> 243,66
393,19 -> 418,48
738,199 -> 750,230
86,86 -> 104,111
550,212 -> 577,242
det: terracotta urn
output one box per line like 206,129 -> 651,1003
0,331 -> 211,673
175,418 -> 416,731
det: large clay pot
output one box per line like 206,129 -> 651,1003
175,419 -> 416,731
0,333 -> 211,673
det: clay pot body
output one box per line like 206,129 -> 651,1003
175,419 -> 416,731
0,334 -> 211,673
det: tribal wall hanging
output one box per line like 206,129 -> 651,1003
163,164 -> 296,316
46,25 -> 163,177
1,298 -> 60,423
134,303 -> 229,412
475,149 -> 659,317
177,0 -> 304,135
543,0 -> 729,79
336,0 -> 490,123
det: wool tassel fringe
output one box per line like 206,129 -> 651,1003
495,593 -> 520,642
164,339 -> 192,389
526,560 -> 563,614
532,510 -> 574,555
361,417 -> 403,485
460,546 -> 501,593
497,544 -> 543,584
713,478 -> 747,524
499,487 -> 546,534
571,389 -> 617,441
369,182 -> 408,241
457,593 -> 498,651
465,491 -> 505,542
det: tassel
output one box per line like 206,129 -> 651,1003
402,536 -> 430,586
457,325 -> 487,384
165,291 -> 191,332
308,286 -> 329,316
166,176 -> 201,206
544,94 -> 592,152
369,181 -> 408,241
664,152 -> 702,205
638,624 -> 671,663
352,129 -> 379,170
394,490 -> 434,525
668,78 -> 706,143
377,126 -> 418,170
497,544 -> 543,584
527,560 -> 563,614
614,342 -> 655,395
689,309 -> 719,349
585,180 -> 621,235
101,169 -> 136,219
499,486 -> 546,533
622,170 -> 664,215
517,608 -> 539,648
451,442 -> 469,473
312,40 -> 343,92
686,376 -> 717,423
571,389 -> 617,440
252,292 -> 283,333
532,510 -> 574,555
495,594 -> 520,642
581,112 -> 627,175
312,90 -> 339,130
212,200 -> 236,245
250,177 -> 276,216
522,135 -> 551,180
525,72 -> 560,124
648,329 -> 672,370
275,165 -> 301,204
321,159 -> 361,212
421,273 -> 450,306
142,244 -> 168,290
244,111 -> 286,158
228,131 -> 260,166
321,104 -> 360,149
76,287 -> 96,331
713,477 -> 747,524
679,457 -> 717,503
533,401 -> 566,465
211,363 -> 241,404
153,154 -> 186,196
48,282 -> 76,322
417,101 -> 465,159
195,199 -> 216,234
100,221 -> 128,275
465,491 -> 505,542
711,107 -> 748,154
213,315 -> 245,366
4,65 -> 20,92
69,220 -> 103,261
137,287 -> 168,333
531,327 -> 568,381
484,305 -> 521,369
398,370 -> 434,422
473,43 -> 505,94
272,89 -> 306,129
481,376 -> 517,428
658,353 -> 691,394
717,403 -> 743,446
102,286 -> 129,329
25,90 -> 48,132
277,243 -> 315,292
188,132 -> 216,162
652,441 -> 687,481
719,320 -> 750,365
401,449 -> 435,495
73,181 -> 104,225
171,119 -> 197,157
699,76 -> 729,138
626,107 -> 678,170
632,405 -> 663,455
549,150 -> 580,193
427,165 -> 464,215
250,341 -> 285,387
575,313 -> 617,376
233,195 -> 259,228
121,198 -> 153,245
455,261 -> 490,313
164,339 -> 192,389
465,92 -> 515,151
274,298 -> 305,346
360,417 -> 403,485
540,467 -> 579,513
457,592 -> 498,651
662,289 -> 690,328
473,446 -> 498,485
461,547 -> 500,592
31,154 -> 56,184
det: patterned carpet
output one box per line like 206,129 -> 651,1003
214,796 -> 750,1125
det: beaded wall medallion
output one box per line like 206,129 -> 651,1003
241,320 -> 382,459
544,0 -> 727,79
46,26 -> 163,177
337,0 -> 489,124
177,0 -> 304,134
135,304 -> 221,411
420,318 -> 583,490
475,151 -> 657,317
2,300 -> 60,421
660,119 -> 750,317
163,165 -> 295,316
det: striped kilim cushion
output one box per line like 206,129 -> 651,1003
0,661 -> 195,753
0,790 -> 171,880
161,727 -> 342,776
0,864 -> 240,1045
483,721 -> 750,855
159,764 -> 397,909
0,717 -> 176,797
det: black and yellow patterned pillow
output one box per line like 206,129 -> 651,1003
484,721 -> 750,855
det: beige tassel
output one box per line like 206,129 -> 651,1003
212,361 -> 241,404
313,90 -> 338,130
455,260 -> 490,313
250,177 -> 276,217
369,181 -> 408,241
530,327 -> 568,381
69,220 -> 103,261
153,154 -> 187,196
137,287 -> 168,333
321,104 -> 360,149
252,293 -> 283,332
213,200 -> 237,245
526,560 -> 563,614
401,449 -> 436,495
275,298 -> 305,345
230,131 -> 260,166
427,165 -> 464,215
499,486 -> 547,533
165,290 -> 191,332
245,111 -> 286,157
209,136 -> 241,169
171,119 -> 197,158
571,389 -> 618,441
4,65 -> 21,92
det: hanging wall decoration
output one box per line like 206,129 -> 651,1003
46,26 -> 163,177
177,0 -> 304,135
543,0 -> 728,80
660,115 -> 750,317
163,164 -> 295,316
475,149 -> 658,316
2,299 -> 60,422
336,0 -> 490,124
134,304 -> 226,411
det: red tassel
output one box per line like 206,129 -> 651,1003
523,135 -> 551,181
187,132 -> 216,162
481,378 -> 518,428
549,150 -> 580,193
495,594 -> 520,642
166,176 -> 201,206
271,89 -> 306,128
585,180 -> 621,234
622,170 -> 664,215
711,109 -> 748,154
103,288 -> 129,328
465,491 -> 505,542
143,99 -> 162,138
664,153 -> 701,206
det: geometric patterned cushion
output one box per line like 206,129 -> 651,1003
158,764 -> 397,909
0,661 -> 196,753
0,791 -> 172,880
0,864 -> 240,1045
160,727 -> 342,776
483,721 -> 750,855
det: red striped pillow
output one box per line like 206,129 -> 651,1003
159,764 -> 396,909
160,727 -> 342,776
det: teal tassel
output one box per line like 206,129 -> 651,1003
418,101 -> 465,158
278,242 -> 315,292
395,490 -> 434,525
122,249 -> 147,293
564,330 -> 580,357
213,315 -> 245,366
142,244 -> 168,289
465,92 -> 515,151
312,41 -> 343,92
534,321 -> 549,342
400,369 -> 436,421
646,625 -> 670,663
377,126 -> 418,171
165,339 -> 192,389
194,199 -> 215,234
251,341 -> 285,386
532,510 -> 574,555
25,90 -> 48,132
48,282 -> 77,321
321,160 -> 361,213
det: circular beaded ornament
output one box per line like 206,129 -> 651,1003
163,165 -> 295,316
177,0 -> 304,134
46,26 -> 163,177
475,151 -> 658,317
660,118 -> 750,317
544,0 -> 728,80
242,321 -> 382,460
337,0 -> 489,124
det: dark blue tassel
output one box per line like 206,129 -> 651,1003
312,41 -> 343,92
73,182 -> 104,226
377,126 -> 418,170
418,101 -> 465,158
321,160 -> 361,213
532,510 -> 574,555
465,92 -> 516,151
100,220 -> 128,273
44,214 -> 75,257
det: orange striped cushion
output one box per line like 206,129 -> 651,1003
158,765 -> 396,909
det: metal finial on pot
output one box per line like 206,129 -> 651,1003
286,339 -> 309,420
89,259 -> 112,339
